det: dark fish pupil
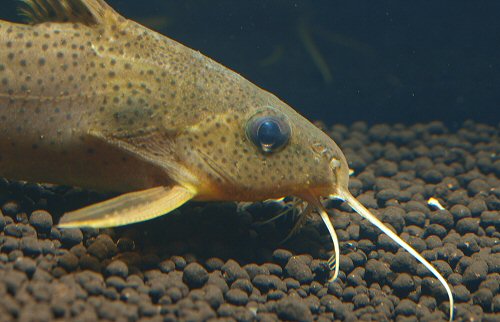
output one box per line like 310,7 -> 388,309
257,120 -> 280,146
246,115 -> 291,153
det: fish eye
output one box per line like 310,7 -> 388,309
246,115 -> 291,153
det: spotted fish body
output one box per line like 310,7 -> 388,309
0,6 -> 171,193
0,0 -> 346,200
0,1 -> 454,320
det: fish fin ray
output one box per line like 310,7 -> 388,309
86,128 -> 179,175
19,0 -> 124,25
87,129 -> 201,198
58,185 -> 195,228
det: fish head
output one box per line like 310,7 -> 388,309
175,86 -> 350,202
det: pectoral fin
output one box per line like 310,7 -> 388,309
58,185 -> 195,228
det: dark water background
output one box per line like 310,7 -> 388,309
3,0 -> 499,127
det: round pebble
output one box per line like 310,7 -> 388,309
473,288 -> 493,310
14,257 -> 36,276
272,249 -> 293,267
353,293 -> 370,309
405,211 -> 426,227
429,210 -> 454,229
395,299 -> 417,316
450,205 -> 472,220
458,234 -> 481,255
2,236 -> 20,252
2,201 -> 21,217
284,256 -> 313,284
183,263 -> 209,289
392,273 -> 415,294
105,260 -> 129,278
171,256 -> 187,270
203,284 -> 224,309
456,218 -> 480,234
20,236 -> 42,256
276,297 -> 313,322
5,224 -> 24,238
106,276 -> 127,292
87,236 -> 117,260
60,228 -> 83,247
379,206 -> 405,233
231,278 -> 253,294
468,179 -> 490,195
463,260 -> 488,289
205,258 -> 224,272
364,259 -> 390,283
57,252 -> 79,272
252,274 -> 282,293
263,263 -> 283,276
29,210 -> 53,234
424,224 -> 448,239
467,197 -> 487,214
225,289 -> 248,306
221,260 -> 249,284
79,254 -> 101,272
243,263 -> 269,280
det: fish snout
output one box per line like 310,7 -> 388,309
309,140 -> 350,198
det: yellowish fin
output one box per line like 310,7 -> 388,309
19,0 -> 122,25
58,186 -> 195,228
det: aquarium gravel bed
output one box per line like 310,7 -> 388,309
0,120 -> 498,322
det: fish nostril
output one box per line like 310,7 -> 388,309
311,142 -> 328,155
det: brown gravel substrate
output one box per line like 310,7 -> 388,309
0,120 -> 498,322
